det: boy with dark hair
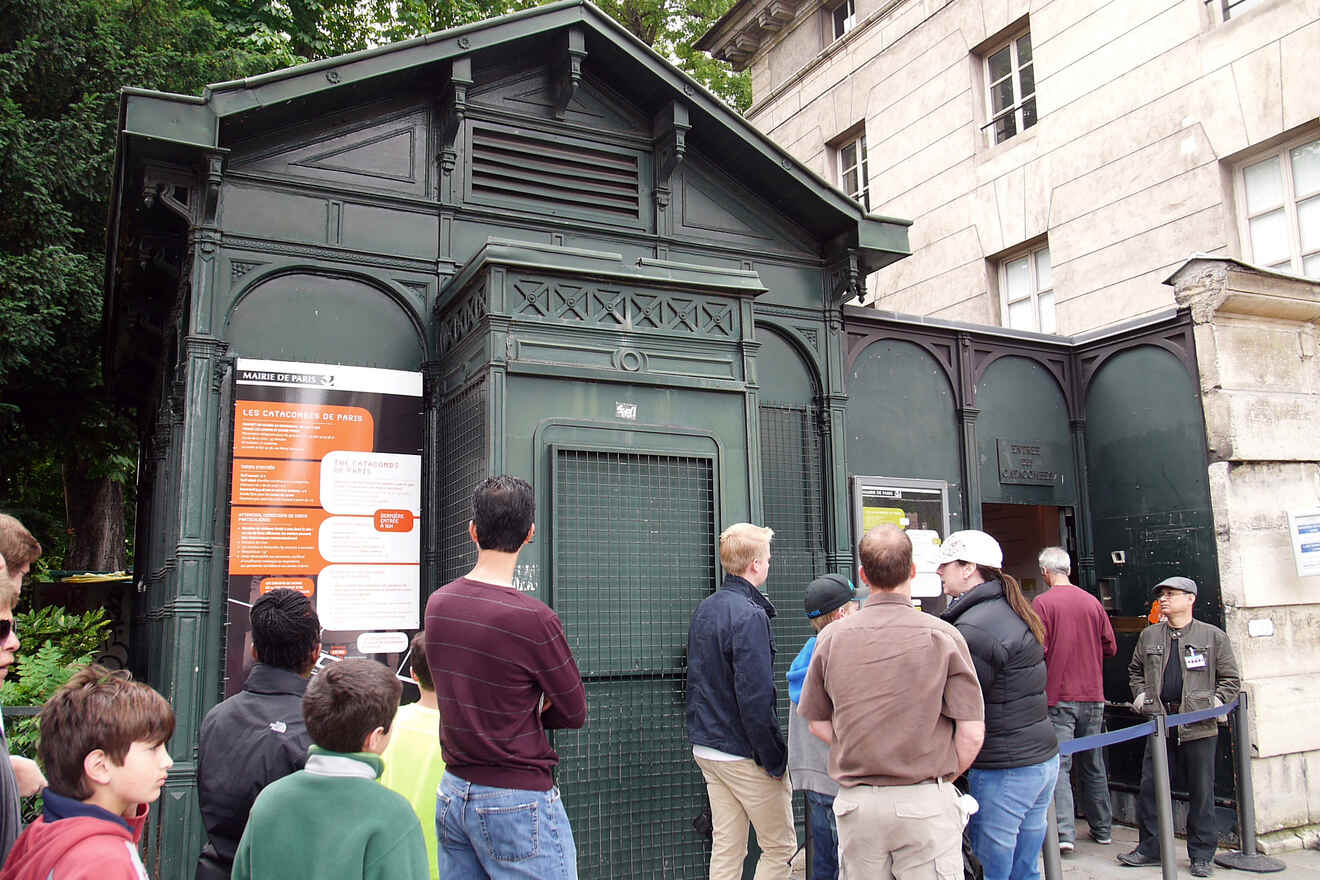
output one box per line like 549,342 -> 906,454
381,631 -> 445,880
197,588 -> 321,877
786,574 -> 856,880
232,658 -> 427,880
0,665 -> 174,880
426,475 -> 587,880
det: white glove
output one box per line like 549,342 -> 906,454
1214,696 -> 1228,725
955,793 -> 979,829
1132,692 -> 1150,714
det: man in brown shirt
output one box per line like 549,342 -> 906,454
798,525 -> 985,880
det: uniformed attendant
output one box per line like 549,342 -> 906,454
1118,576 -> 1239,878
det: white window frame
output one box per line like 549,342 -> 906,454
835,131 -> 870,210
981,28 -> 1036,146
997,243 -> 1054,333
1233,131 -> 1320,279
831,0 -> 856,41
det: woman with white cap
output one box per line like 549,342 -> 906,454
937,530 -> 1059,880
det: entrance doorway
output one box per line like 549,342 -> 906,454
980,503 -> 1075,599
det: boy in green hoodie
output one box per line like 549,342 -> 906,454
232,658 -> 427,880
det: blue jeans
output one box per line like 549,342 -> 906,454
968,755 -> 1060,880
1049,702 -> 1112,843
436,772 -> 578,880
804,791 -> 838,880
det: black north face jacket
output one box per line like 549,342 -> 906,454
197,663 -> 312,869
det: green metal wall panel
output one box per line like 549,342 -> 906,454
1085,346 -> 1217,620
225,273 -> 425,368
844,339 -> 964,534
975,355 -> 1076,507
1083,344 -> 1229,802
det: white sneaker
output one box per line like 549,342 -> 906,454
1060,841 -> 1075,855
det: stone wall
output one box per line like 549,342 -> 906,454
734,0 -> 1320,333
1170,256 -> 1320,850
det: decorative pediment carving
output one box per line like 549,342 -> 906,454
468,69 -> 648,136
229,108 -> 427,197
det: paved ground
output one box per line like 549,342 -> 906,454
1059,822 -> 1320,880
786,820 -> 1320,880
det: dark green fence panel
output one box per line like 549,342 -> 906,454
551,448 -> 716,878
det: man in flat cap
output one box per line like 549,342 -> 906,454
1119,576 -> 1239,877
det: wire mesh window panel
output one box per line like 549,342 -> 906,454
438,378 -> 487,583
551,449 -> 716,878
758,403 -> 829,835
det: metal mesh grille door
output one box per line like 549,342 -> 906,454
552,449 -> 716,878
758,404 -> 827,725
438,378 -> 487,584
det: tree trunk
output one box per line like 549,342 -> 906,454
62,459 -> 127,571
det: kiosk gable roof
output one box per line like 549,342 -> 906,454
117,0 -> 909,267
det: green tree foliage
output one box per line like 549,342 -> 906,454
0,0 -> 296,568
0,0 -> 745,572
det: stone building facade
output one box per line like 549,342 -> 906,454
699,0 -> 1320,332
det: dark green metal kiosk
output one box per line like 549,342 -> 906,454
104,2 -> 1226,876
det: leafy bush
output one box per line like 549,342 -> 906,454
1,606 -> 112,757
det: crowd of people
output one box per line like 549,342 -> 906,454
0,489 -> 1241,880
688,521 -> 1240,880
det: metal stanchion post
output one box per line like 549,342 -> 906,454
1042,798 -> 1063,880
1151,715 -> 1178,880
1215,692 -> 1285,872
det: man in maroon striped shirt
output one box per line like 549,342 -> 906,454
425,475 -> 587,880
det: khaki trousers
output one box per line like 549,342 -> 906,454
834,780 -> 963,880
694,756 -> 796,880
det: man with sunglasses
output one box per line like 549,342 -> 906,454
0,513 -> 45,868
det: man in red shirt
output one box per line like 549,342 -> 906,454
425,475 -> 587,879
1031,547 -> 1117,854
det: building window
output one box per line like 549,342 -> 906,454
999,244 -> 1054,332
1238,135 -> 1320,279
1222,0 -> 1266,20
837,132 -> 869,210
983,29 -> 1036,145
831,0 -> 856,40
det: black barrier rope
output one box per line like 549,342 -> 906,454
1057,697 -> 1237,757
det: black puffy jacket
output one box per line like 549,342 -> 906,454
942,580 -> 1057,769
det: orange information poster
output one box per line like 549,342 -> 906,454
224,358 -> 422,694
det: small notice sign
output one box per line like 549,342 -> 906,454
1287,508 -> 1320,578
996,439 -> 1063,486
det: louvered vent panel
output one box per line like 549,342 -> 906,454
471,125 -> 640,220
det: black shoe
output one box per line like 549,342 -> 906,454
1118,850 -> 1161,867
1190,860 -> 1214,877
1090,831 -> 1113,845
